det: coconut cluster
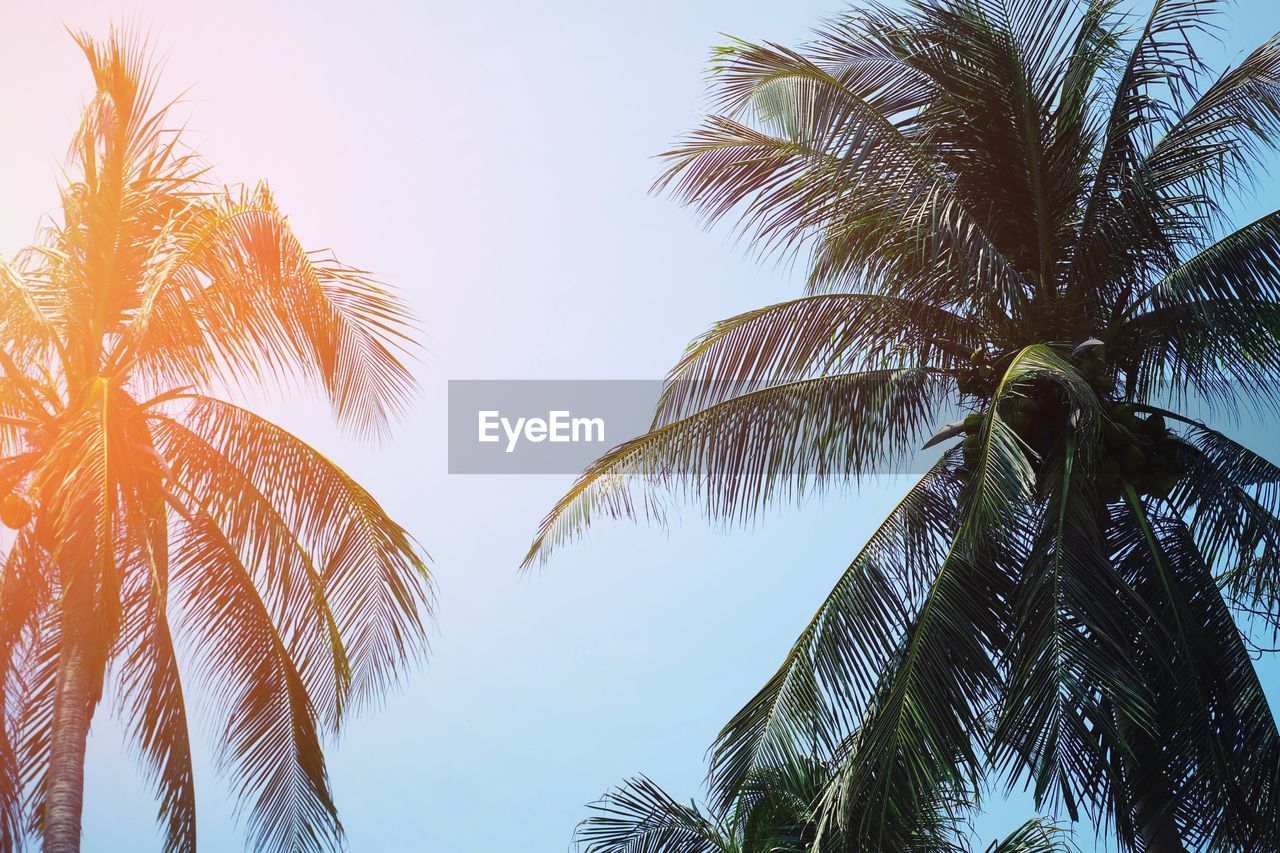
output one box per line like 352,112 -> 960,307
956,347 -> 998,398
1097,405 -> 1183,501
954,393 -> 1061,482
953,343 -> 1185,502
0,493 -> 31,529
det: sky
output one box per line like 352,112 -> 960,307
2,1 -> 1280,850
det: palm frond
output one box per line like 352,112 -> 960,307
0,533 -> 52,851
1122,33 -> 1280,248
992,434 -> 1149,822
985,816 -> 1076,853
708,455 -> 962,808
1075,0 -> 1225,274
654,294 -> 977,426
1113,489 -> 1280,849
170,506 -> 342,853
524,370 -> 953,568
1139,408 -> 1280,630
151,412 -> 351,726
122,187 -> 416,438
113,520 -> 196,853
656,24 -> 1026,311
179,396 -> 431,710
958,345 -> 1098,541
813,528 -> 1008,849
574,775 -> 727,853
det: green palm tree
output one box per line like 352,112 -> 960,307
528,1 -> 1280,849
0,29 -> 431,853
576,757 -> 1074,852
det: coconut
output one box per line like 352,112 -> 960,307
1005,411 -> 1033,433
1,494 -> 32,529
1104,423 -> 1130,449
1121,445 -> 1147,473
1111,403 -> 1136,427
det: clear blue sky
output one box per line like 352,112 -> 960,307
1,1 -> 1279,850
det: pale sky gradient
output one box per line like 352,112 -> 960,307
1,1 -> 1279,850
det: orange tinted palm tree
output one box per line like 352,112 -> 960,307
0,30 -> 431,853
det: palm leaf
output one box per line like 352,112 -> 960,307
524,369 -> 953,568
992,434 -> 1149,821
1114,488 -> 1280,848
985,816 -> 1076,853
574,775 -> 728,853
170,506 -> 342,853
654,294 -> 977,426
179,396 -> 431,710
708,455 -> 962,809
122,187 -> 416,438
112,518 -> 196,853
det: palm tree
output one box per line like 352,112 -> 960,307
575,757 -> 1074,852
0,29 -> 431,853
527,0 -> 1280,849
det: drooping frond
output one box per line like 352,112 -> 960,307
122,187 -> 416,438
985,816 -> 1076,853
178,396 -> 431,710
151,412 -> 351,726
12,605 -> 62,839
708,455 -> 962,810
813,530 -> 1009,849
1141,408 -> 1280,630
0,533 -> 53,852
992,434 -> 1149,821
574,776 -> 728,853
654,294 -> 978,425
523,369 -> 953,567
112,519 -> 196,853
170,507 -> 342,853
1112,490 -> 1280,849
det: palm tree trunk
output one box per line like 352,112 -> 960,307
1136,805 -> 1187,852
43,624 -> 96,853
1116,708 -> 1187,853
